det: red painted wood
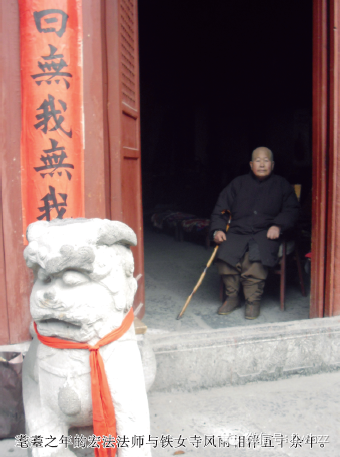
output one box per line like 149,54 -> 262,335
83,0 -> 110,219
0,1 -> 10,345
120,0 -> 145,315
0,194 -> 9,345
325,0 -> 340,316
1,0 -> 32,343
105,0 -> 123,221
0,0 -> 111,345
19,1 -> 85,234
104,0 -> 145,317
0,150 -> 9,344
0,0 -> 145,344
310,0 -> 328,318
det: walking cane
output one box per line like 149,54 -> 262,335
176,210 -> 231,320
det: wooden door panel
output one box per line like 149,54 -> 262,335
122,113 -> 138,149
105,0 -> 145,316
121,157 -> 144,309
119,0 -> 144,315
120,0 -> 137,109
122,159 -> 139,228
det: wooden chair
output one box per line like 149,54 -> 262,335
274,184 -> 307,310
219,184 -> 307,310
219,241 -> 307,309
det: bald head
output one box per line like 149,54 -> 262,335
250,147 -> 274,180
251,147 -> 273,161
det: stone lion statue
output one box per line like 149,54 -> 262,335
22,218 -> 152,457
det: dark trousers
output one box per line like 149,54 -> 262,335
216,251 -> 268,303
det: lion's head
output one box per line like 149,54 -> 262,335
24,218 -> 138,343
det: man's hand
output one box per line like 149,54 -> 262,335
267,225 -> 280,239
214,230 -> 227,244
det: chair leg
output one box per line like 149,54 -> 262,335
280,242 -> 286,311
219,277 -> 225,302
294,245 -> 307,297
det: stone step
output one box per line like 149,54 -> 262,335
147,315 -> 340,392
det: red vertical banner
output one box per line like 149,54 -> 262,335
19,0 -> 84,243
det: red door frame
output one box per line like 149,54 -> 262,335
325,0 -> 340,316
0,0 -> 32,345
312,0 -> 340,317
1,0 -> 337,344
311,0 -> 328,318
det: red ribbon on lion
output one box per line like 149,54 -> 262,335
34,307 -> 135,457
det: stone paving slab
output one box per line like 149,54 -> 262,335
1,371 -> 338,456
148,371 -> 340,457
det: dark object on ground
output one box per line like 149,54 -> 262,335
0,352 -> 25,438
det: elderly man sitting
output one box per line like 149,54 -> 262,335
210,147 -> 299,319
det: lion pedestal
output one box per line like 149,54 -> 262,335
22,218 -> 152,457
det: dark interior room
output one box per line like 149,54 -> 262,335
139,0 -> 312,223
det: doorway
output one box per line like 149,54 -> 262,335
138,0 -> 313,329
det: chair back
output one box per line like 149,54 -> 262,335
293,184 -> 302,202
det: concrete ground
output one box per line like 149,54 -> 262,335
149,371 -> 340,457
1,371 -> 339,456
142,226 -> 310,334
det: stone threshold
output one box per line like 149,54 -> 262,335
147,315 -> 340,392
